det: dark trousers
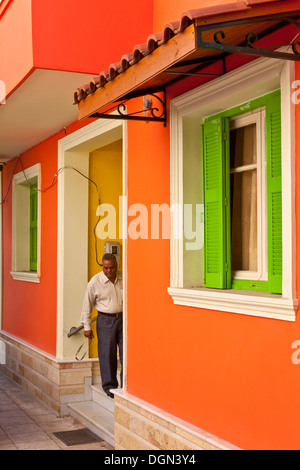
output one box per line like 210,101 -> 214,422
96,312 -> 123,394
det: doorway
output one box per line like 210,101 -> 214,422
56,119 -> 127,371
88,139 -> 123,358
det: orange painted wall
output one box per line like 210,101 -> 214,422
2,138 -> 58,355
125,58 -> 300,452
2,0 -> 300,449
0,0 -> 154,355
0,0 -> 154,100
0,0 -> 34,98
153,0 -> 236,31
1,118 -> 88,355
31,0 -> 154,74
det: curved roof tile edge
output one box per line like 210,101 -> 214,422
73,0 -> 289,105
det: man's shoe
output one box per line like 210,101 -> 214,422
106,392 -> 114,399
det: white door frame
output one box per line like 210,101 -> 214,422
56,117 -> 127,387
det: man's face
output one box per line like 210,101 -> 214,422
102,259 -> 117,282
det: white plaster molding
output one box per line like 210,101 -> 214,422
169,54 -> 298,321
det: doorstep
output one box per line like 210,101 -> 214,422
68,384 -> 115,447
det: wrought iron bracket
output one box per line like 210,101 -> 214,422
90,87 -> 167,127
197,14 -> 300,61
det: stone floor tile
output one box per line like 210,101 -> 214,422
0,403 -> 20,412
0,372 -> 114,450
15,440 -> 61,450
4,423 -> 41,435
7,431 -> 51,444
38,420 -> 84,433
30,413 -> 61,423
0,442 -> 18,450
0,433 -> 13,445
0,412 -> 33,425
17,403 -> 54,416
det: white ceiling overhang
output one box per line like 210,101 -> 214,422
0,69 -> 94,162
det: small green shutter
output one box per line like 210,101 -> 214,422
203,116 -> 231,289
266,93 -> 282,294
30,184 -> 38,271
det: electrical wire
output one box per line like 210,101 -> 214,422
1,156 -> 103,267
0,158 -> 19,205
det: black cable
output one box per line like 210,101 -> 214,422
1,157 -> 103,267
93,211 -> 102,268
54,167 -> 102,268
0,158 -> 20,205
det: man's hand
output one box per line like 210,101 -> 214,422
84,330 -> 94,340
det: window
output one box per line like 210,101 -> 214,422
11,164 -> 40,282
202,91 -> 281,294
30,183 -> 38,271
230,116 -> 264,279
169,57 -> 297,321
230,114 -> 266,283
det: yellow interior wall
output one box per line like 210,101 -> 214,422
88,139 -> 123,357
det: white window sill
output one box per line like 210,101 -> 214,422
10,271 -> 40,283
167,287 -> 298,322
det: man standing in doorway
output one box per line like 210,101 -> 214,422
80,253 -> 123,398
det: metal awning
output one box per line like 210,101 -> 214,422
75,1 -> 300,125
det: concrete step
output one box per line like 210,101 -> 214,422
91,384 -> 115,413
68,400 -> 115,447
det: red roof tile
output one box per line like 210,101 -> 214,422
74,0 -> 300,107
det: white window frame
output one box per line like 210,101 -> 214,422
168,54 -> 298,321
229,109 -> 268,282
11,163 -> 41,283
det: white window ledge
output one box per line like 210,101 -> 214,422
168,287 -> 298,322
10,271 -> 40,283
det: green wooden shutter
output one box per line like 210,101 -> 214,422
30,184 -> 38,271
203,116 -> 231,289
266,93 -> 282,294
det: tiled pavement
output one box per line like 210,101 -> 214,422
0,371 -> 114,450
